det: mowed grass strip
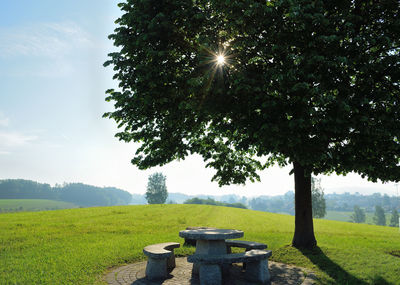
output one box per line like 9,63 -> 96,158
0,199 -> 78,212
0,204 -> 399,284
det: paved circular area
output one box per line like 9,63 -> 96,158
104,257 -> 316,285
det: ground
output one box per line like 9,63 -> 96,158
104,257 -> 316,285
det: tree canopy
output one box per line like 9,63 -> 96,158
105,0 -> 399,183
105,0 -> 400,248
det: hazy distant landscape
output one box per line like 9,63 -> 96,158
0,179 -> 132,211
1,178 -> 399,227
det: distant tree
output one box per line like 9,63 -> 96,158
226,202 -> 247,209
183,197 -> 204,205
373,205 -> 386,226
145,173 -> 168,204
311,178 -> 326,218
248,198 -> 268,212
351,205 -> 366,223
383,194 -> 391,209
389,208 -> 399,227
248,195 -> 294,214
184,197 -> 247,209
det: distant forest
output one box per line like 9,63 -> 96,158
160,191 -> 400,214
246,192 -> 400,214
0,179 -> 132,207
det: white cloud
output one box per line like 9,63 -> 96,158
0,21 -> 92,59
0,131 -> 37,148
0,113 -> 9,127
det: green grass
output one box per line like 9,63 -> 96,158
0,205 -> 399,284
0,199 -> 78,212
324,210 -> 394,226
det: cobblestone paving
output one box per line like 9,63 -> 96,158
104,257 -> 316,285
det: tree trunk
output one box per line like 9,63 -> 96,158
291,161 -> 317,249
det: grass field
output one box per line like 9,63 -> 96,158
0,204 -> 399,284
324,210 -> 394,226
0,199 -> 78,212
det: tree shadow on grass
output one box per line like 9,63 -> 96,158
299,246 -> 392,285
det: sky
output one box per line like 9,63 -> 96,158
0,1 -> 398,198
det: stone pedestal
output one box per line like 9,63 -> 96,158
145,258 -> 168,280
245,259 -> 271,284
167,252 -> 176,271
199,264 -> 222,285
192,239 -> 227,275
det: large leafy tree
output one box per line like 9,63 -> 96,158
105,0 -> 400,248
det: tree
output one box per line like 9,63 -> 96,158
145,173 -> 168,204
311,177 -> 326,218
383,194 -> 391,209
105,0 -> 400,248
389,208 -> 399,227
183,197 -> 247,209
373,205 -> 386,226
350,205 -> 366,223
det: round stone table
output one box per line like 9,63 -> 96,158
179,228 -> 244,274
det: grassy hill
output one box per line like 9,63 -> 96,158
0,199 -> 78,212
0,204 -> 399,284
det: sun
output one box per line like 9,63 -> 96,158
216,54 -> 225,65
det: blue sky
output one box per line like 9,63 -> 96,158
0,1 -> 397,197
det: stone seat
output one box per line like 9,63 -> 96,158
143,242 -> 180,280
226,240 -> 268,270
226,239 -> 267,252
187,249 -> 272,285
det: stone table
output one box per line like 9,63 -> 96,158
179,228 -> 244,274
